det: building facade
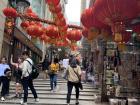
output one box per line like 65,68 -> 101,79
0,0 -> 8,58
0,0 -> 44,64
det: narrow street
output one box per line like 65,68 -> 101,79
0,73 -> 107,105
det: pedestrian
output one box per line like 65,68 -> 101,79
10,55 -> 23,98
20,51 -> 39,105
66,57 -> 82,105
0,57 -> 11,101
42,55 -> 50,79
48,58 -> 59,92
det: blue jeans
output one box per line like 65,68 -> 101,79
22,77 -> 38,103
50,74 -> 57,90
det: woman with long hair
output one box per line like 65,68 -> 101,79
66,57 -> 82,105
11,55 -> 23,98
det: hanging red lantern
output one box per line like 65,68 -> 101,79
35,22 -> 42,27
49,4 -> 62,13
45,0 -> 60,6
27,25 -> 36,37
46,25 -> 59,38
20,21 -> 30,29
56,18 -> 66,26
67,30 -> 73,41
26,12 -> 38,18
25,7 -> 33,14
3,7 -> 18,18
82,28 -> 88,38
81,7 -> 107,29
74,30 -> 82,41
94,0 -> 139,33
39,34 -> 46,41
59,25 -> 68,33
37,27 -> 44,37
54,12 -> 64,19
27,25 -> 43,37
29,21 -> 36,25
67,30 -> 82,42
81,8 -> 93,29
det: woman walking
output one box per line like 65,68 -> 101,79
11,55 -> 23,98
0,57 -> 11,101
49,58 -> 59,92
66,57 -> 82,105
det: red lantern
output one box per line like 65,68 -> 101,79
3,7 -> 17,18
49,4 -> 62,13
67,30 -> 73,41
94,0 -> 139,33
54,12 -> 64,19
82,28 -> 88,38
26,12 -> 38,18
46,0 -> 60,6
27,25 -> 43,37
74,30 -> 82,41
20,21 -> 29,29
36,22 -> 42,27
37,27 -> 44,37
81,7 -> 107,29
59,25 -> 68,33
56,18 -> 66,26
46,25 -> 59,38
25,7 -> 33,13
29,21 -> 36,25
67,30 -> 82,41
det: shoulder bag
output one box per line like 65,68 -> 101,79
73,68 -> 83,90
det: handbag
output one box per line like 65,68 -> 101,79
73,68 -> 83,90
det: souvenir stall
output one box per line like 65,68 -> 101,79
81,0 -> 140,103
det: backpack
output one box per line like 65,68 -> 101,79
26,60 -> 39,79
49,63 -> 59,74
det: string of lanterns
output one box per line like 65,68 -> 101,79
3,3 -> 83,51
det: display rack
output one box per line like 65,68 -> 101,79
103,42 -> 120,100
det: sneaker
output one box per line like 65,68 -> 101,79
50,90 -> 54,93
1,97 -> 5,101
75,100 -> 79,105
67,103 -> 70,105
20,101 -> 27,105
35,98 -> 39,102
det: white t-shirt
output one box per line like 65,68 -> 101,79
62,59 -> 69,69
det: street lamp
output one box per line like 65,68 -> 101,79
16,0 -> 30,13
8,0 -> 30,13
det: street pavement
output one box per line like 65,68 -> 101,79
0,73 -> 109,105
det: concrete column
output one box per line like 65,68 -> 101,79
0,0 -> 8,57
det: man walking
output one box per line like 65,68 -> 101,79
21,51 -> 39,105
